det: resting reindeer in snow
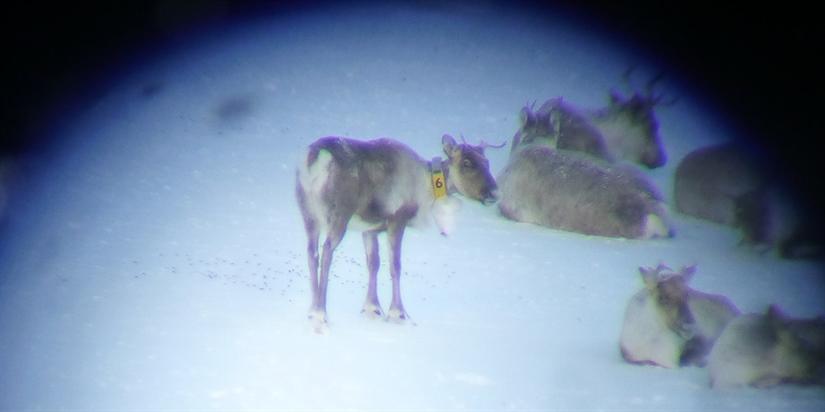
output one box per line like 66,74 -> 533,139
708,304 -> 825,389
674,142 -> 824,259
497,147 -> 671,238
512,71 -> 670,169
497,74 -> 673,239
295,134 -> 501,331
619,264 -> 740,368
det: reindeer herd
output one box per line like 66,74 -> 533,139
294,71 -> 824,389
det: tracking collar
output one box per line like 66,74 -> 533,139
430,157 -> 447,199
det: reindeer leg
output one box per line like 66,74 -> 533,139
305,220 -> 321,318
386,221 -> 414,324
310,219 -> 347,331
298,187 -> 323,325
361,230 -> 384,318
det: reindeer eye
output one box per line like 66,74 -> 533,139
462,159 -> 473,168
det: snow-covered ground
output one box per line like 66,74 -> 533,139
1,3 -> 823,410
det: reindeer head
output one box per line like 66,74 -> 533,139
512,99 -> 560,153
605,69 -> 674,168
640,264 -> 697,340
442,134 -> 502,205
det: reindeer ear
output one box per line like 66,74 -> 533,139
640,267 -> 657,287
549,110 -> 562,135
535,99 -> 555,118
609,89 -> 625,105
767,304 -> 789,323
681,265 -> 697,282
442,134 -> 458,156
519,107 -> 535,127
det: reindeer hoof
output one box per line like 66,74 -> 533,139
386,308 -> 416,325
312,322 -> 329,334
308,309 -> 329,333
361,303 -> 385,319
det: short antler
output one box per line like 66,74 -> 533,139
459,133 -> 506,150
644,71 -> 666,98
641,262 -> 673,281
622,67 -> 678,107
644,71 -> 680,106
479,139 -> 507,150
621,65 -> 636,92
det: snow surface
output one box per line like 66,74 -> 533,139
1,3 -> 824,411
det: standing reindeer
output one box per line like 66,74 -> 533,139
619,264 -> 740,368
512,71 -> 670,168
295,134 -> 501,331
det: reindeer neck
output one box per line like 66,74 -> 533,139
441,159 -> 460,196
586,106 -> 613,124
428,157 -> 455,199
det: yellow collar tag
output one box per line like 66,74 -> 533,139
430,157 -> 447,199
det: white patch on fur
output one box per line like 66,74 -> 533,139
382,163 -> 434,230
642,211 -> 670,239
297,149 -> 334,231
431,196 -> 463,236
620,292 -> 684,368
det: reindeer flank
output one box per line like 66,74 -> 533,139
497,146 -> 672,239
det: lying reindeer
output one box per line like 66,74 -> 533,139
513,71 -> 670,169
674,143 -> 824,259
295,134 -> 501,331
498,72 -> 673,239
708,304 -> 825,389
673,143 -> 766,226
620,264 -> 740,368
497,146 -> 672,239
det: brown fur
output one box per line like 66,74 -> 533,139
708,305 -> 825,389
674,143 -> 825,259
497,146 -> 671,239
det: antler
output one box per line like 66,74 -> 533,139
479,139 -> 507,150
458,133 -> 506,150
621,65 -> 637,94
645,72 -> 680,106
655,93 -> 680,107
644,71 -> 666,98
621,67 -> 679,107
641,262 -> 674,281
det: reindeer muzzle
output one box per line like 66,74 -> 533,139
482,187 -> 501,205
